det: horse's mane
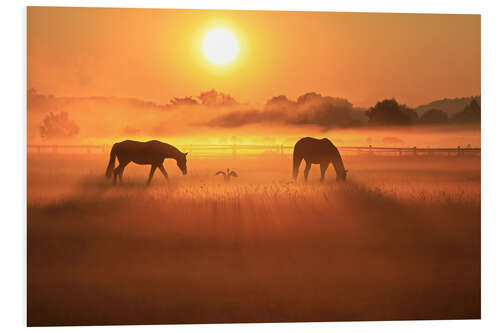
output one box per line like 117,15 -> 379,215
320,138 -> 345,171
149,140 -> 183,156
320,138 -> 335,147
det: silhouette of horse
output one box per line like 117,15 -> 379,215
293,137 -> 347,183
215,168 -> 238,182
105,140 -> 188,185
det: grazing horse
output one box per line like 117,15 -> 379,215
293,137 -> 347,183
105,140 -> 188,185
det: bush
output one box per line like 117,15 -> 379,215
39,112 -> 79,139
420,108 -> 449,124
366,99 -> 418,125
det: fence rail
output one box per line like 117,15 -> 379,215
27,144 -> 480,158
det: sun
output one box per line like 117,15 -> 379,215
202,28 -> 239,65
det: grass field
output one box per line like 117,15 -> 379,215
27,152 -> 480,325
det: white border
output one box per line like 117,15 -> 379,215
3,1 -> 500,332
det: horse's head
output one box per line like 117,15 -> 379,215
177,152 -> 188,175
337,169 -> 348,182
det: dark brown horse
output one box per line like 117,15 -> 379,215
105,140 -> 188,185
293,137 -> 347,183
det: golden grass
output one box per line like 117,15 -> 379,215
27,153 -> 480,325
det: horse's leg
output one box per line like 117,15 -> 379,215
304,162 -> 311,183
320,163 -> 328,183
118,161 -> 130,184
113,166 -> 121,185
147,165 -> 157,185
113,161 -> 129,185
293,153 -> 302,180
158,164 -> 169,181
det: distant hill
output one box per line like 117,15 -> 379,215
414,96 -> 481,116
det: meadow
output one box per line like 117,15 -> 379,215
27,151 -> 481,325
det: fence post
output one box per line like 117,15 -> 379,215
369,145 -> 372,154
413,146 -> 417,156
457,146 -> 461,157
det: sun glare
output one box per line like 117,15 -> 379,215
202,28 -> 239,65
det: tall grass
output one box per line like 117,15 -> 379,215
27,153 -> 480,325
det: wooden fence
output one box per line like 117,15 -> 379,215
27,144 -> 480,158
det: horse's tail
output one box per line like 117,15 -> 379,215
293,148 -> 302,180
105,144 -> 117,178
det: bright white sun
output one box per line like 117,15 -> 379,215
202,28 -> 239,65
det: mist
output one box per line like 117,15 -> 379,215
27,89 -> 480,148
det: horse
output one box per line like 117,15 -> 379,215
105,140 -> 188,185
293,137 -> 348,183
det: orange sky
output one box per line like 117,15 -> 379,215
27,7 -> 480,108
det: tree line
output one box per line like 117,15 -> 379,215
366,98 -> 481,126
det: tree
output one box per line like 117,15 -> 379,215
170,96 -> 198,106
420,108 -> 449,124
264,95 -> 295,110
452,99 -> 481,123
198,89 -> 238,107
293,93 -> 354,128
365,99 -> 418,125
293,101 -> 353,128
297,92 -> 323,105
39,112 -> 79,139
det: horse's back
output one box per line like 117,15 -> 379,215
113,140 -> 166,160
294,137 -> 336,163
115,140 -> 148,152
114,139 -> 177,158
295,137 -> 335,151
115,140 -> 168,150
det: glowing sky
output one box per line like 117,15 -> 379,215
27,7 -> 480,107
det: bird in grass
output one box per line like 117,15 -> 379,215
215,168 -> 238,182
